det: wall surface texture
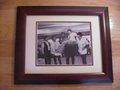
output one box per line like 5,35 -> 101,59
0,0 -> 120,90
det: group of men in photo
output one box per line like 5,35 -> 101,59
38,29 -> 91,65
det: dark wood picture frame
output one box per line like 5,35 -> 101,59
15,6 -> 113,84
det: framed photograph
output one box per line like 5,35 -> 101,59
15,6 -> 113,84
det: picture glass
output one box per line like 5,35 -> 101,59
36,22 -> 93,66
25,16 -> 102,74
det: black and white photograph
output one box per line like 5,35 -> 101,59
36,22 -> 93,66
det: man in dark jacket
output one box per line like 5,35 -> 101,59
41,36 -> 51,64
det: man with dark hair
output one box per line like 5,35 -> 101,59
64,29 -> 78,64
41,36 -> 51,64
77,32 -> 89,64
67,29 -> 78,41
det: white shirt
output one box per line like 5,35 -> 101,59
77,36 -> 89,55
49,39 -> 61,56
68,32 -> 78,41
